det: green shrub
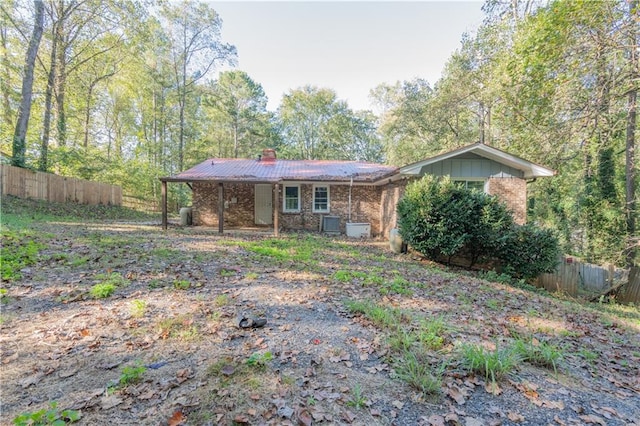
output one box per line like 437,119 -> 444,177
397,176 -> 560,280
397,176 -> 513,266
497,223 -> 560,280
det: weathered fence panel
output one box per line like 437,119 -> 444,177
619,267 -> 640,304
0,164 -> 122,206
536,256 -> 627,298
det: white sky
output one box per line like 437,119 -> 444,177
212,1 -> 484,111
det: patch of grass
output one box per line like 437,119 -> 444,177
460,342 -> 521,383
239,236 -> 316,264
157,316 -> 200,340
219,268 -> 237,277
130,299 -> 147,318
89,272 -> 129,299
150,247 -> 176,259
95,272 -> 129,287
173,280 -> 191,290
388,329 -> 417,352
577,348 -> 598,364
244,272 -> 259,280
486,299 -> 501,311
0,288 -> 9,304
512,338 -> 563,372
147,278 -> 165,289
417,316 -> 448,351
214,294 -> 229,307
346,384 -> 368,409
69,256 -> 90,267
380,276 -> 413,296
0,229 -> 45,281
333,270 -> 367,282
394,351 -> 443,395
90,283 -> 116,299
344,299 -> 406,330
12,401 -> 81,426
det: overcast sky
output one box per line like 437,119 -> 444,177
212,1 -> 485,111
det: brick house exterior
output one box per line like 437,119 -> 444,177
161,144 -> 554,237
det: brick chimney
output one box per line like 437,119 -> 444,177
261,149 -> 276,163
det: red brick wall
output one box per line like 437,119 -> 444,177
487,177 -> 527,224
192,182 -> 258,227
379,181 -> 407,239
192,182 -> 384,235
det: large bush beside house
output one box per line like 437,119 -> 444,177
397,176 -> 559,280
497,223 -> 560,280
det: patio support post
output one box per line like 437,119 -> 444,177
218,182 -> 224,234
161,180 -> 167,230
273,183 -> 279,237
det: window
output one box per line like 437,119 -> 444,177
454,180 -> 486,192
283,185 -> 300,212
313,185 -> 330,213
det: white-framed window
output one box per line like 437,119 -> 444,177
283,184 -> 300,212
312,185 -> 330,213
454,179 -> 486,192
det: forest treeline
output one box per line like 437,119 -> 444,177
1,0 -> 637,267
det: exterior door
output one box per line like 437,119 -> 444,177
254,184 -> 273,225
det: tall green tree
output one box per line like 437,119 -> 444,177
278,85 -> 381,161
203,70 -> 273,158
159,0 -> 236,171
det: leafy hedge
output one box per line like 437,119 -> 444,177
397,176 -> 559,280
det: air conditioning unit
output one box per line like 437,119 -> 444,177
322,216 -> 340,234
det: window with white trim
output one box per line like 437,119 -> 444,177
283,184 -> 300,212
454,180 -> 486,192
313,185 -> 330,213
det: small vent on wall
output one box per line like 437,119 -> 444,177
322,216 -> 340,234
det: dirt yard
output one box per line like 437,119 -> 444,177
1,197 -> 639,425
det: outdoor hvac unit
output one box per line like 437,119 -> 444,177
322,216 -> 341,234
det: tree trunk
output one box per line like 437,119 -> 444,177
1,18 -> 13,131
40,25 -> 58,172
55,4 -> 67,147
12,0 -> 45,168
626,0 -> 638,267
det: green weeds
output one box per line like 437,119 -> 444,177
246,351 -> 273,370
461,343 -> 521,383
394,352 -> 443,395
13,401 -> 81,426
512,338 -> 563,372
90,283 -> 116,299
130,299 -> 147,318
90,272 -> 129,299
344,299 -> 406,329
173,280 -> 191,290
346,384 -> 368,409
1,229 -> 45,281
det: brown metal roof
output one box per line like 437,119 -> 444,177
161,158 -> 398,184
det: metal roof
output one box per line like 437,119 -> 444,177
161,158 -> 398,184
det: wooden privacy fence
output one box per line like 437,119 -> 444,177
122,195 -> 160,212
535,256 -> 628,298
0,164 -> 122,206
